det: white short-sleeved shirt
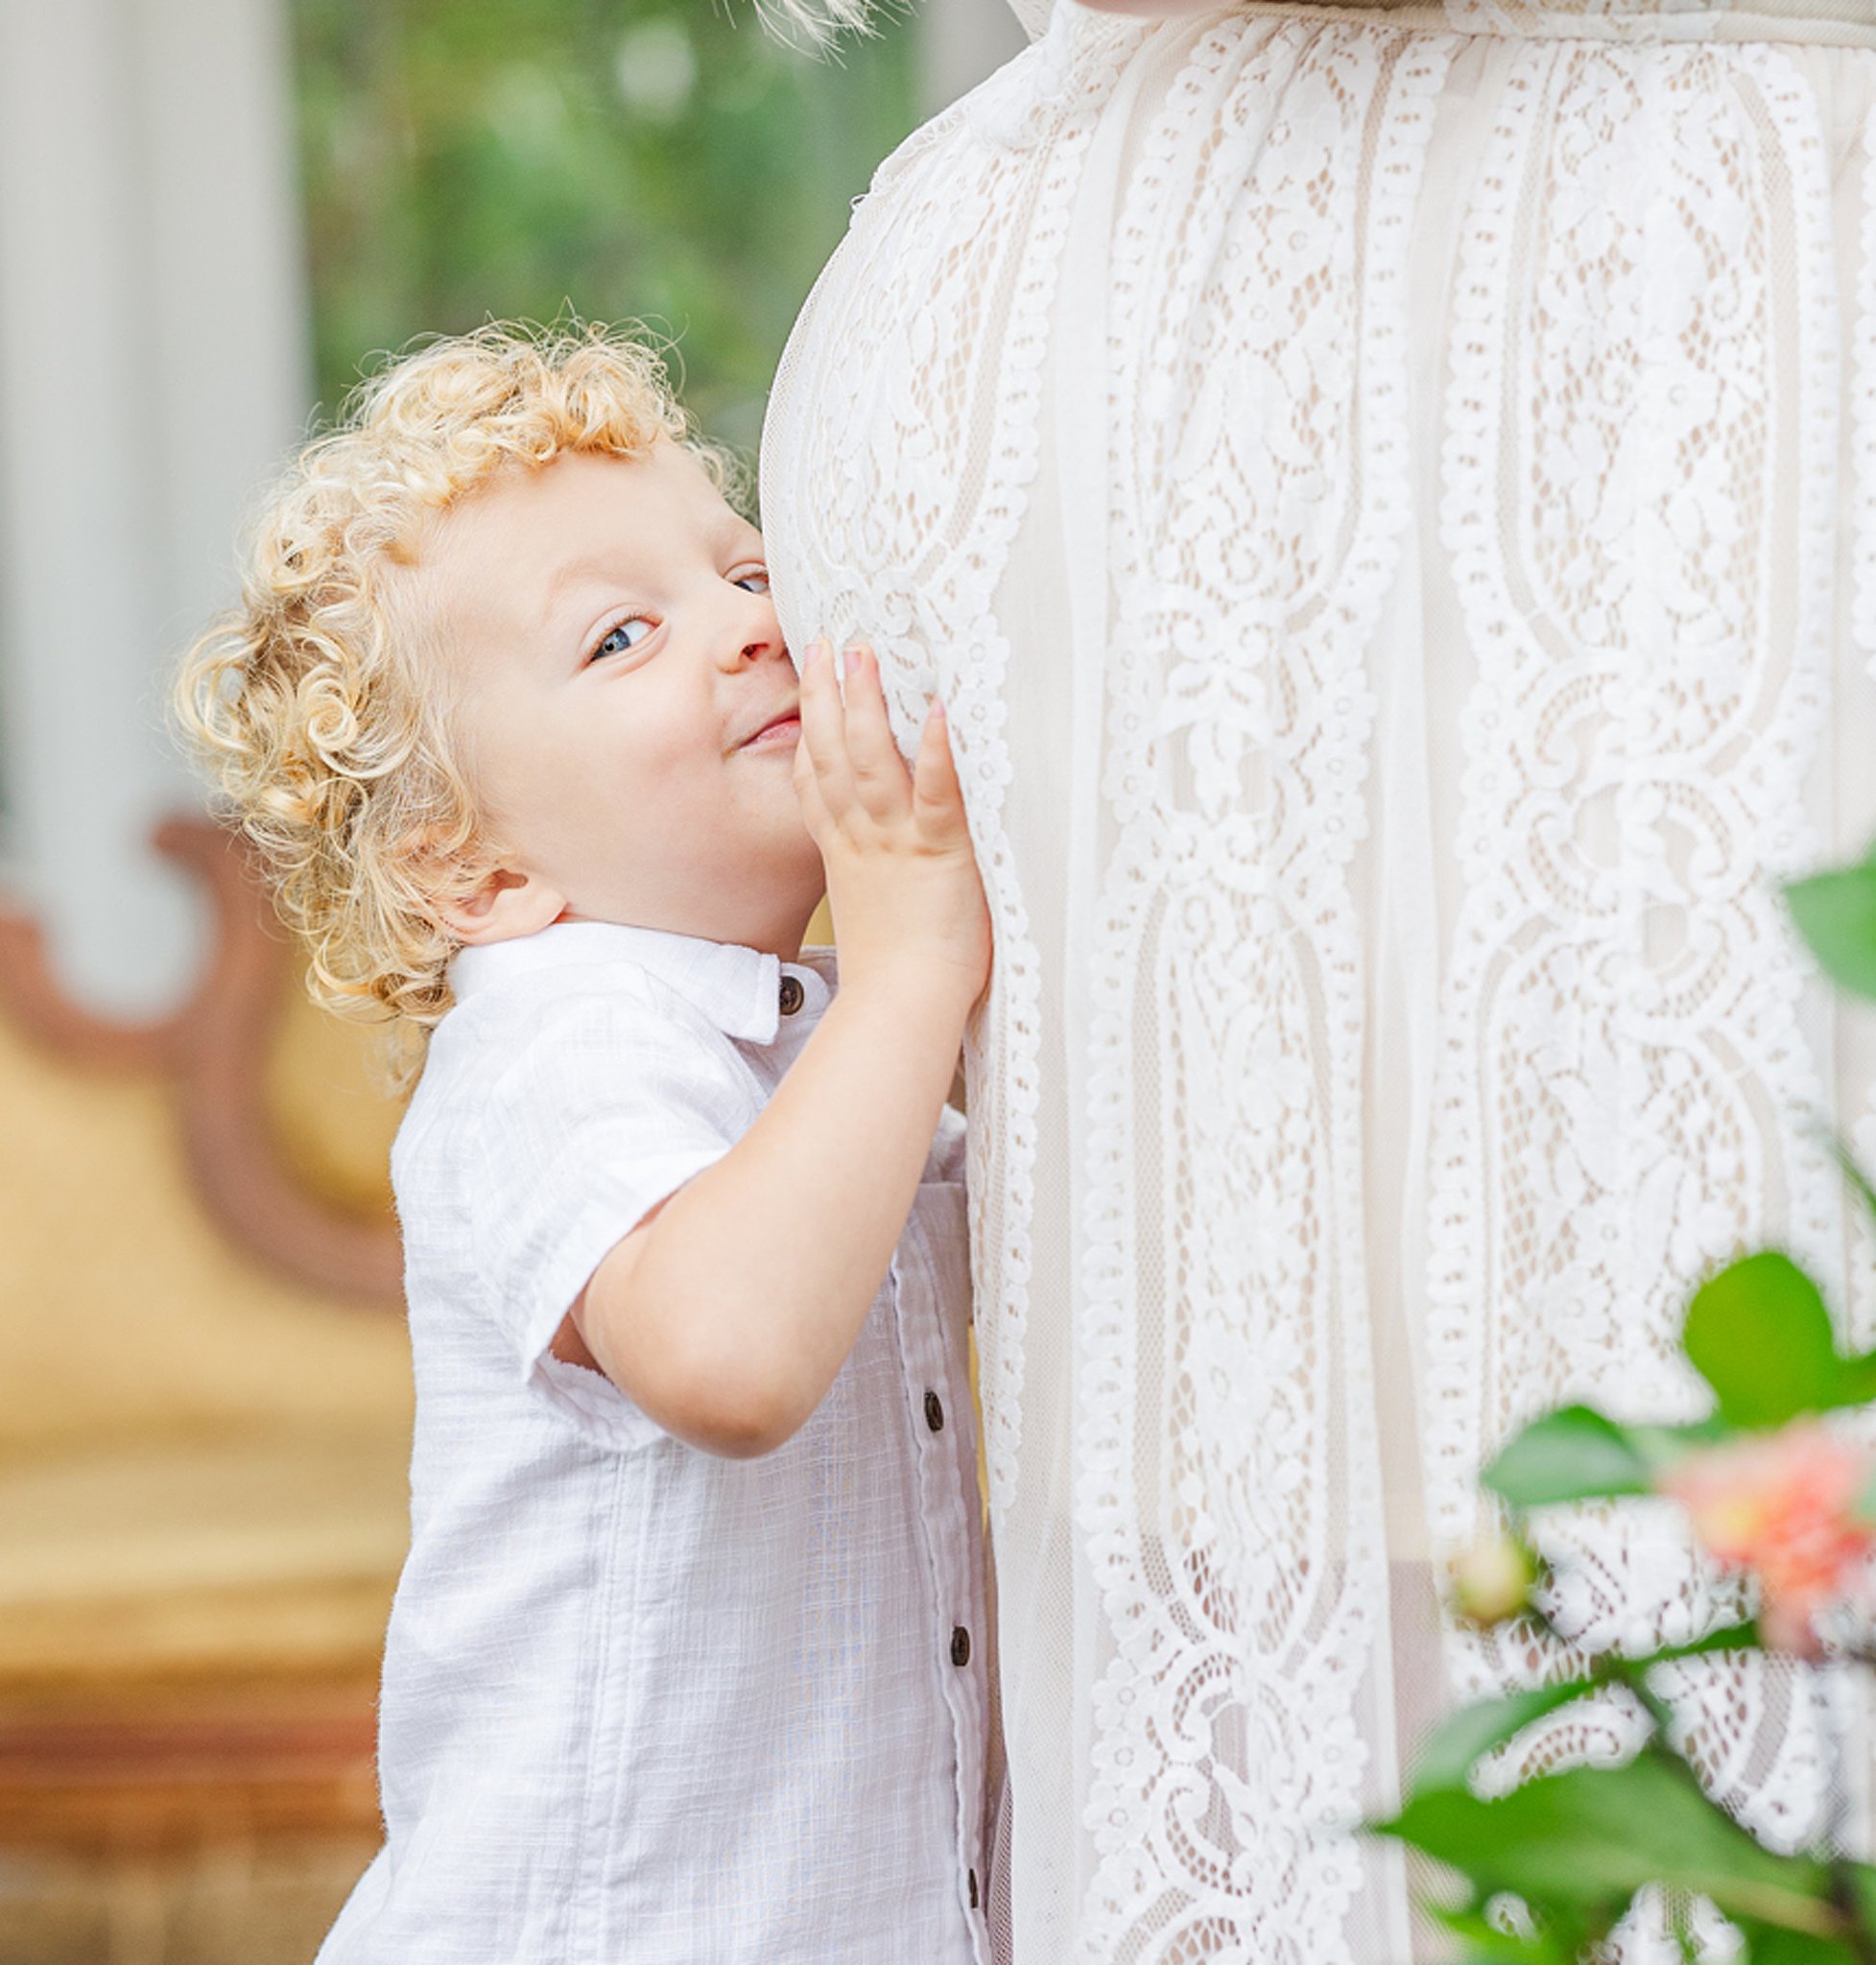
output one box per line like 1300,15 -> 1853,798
317,921 -> 992,1965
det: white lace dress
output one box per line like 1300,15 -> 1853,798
760,1 -> 1876,1958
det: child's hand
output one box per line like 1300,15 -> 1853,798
793,640 -> 991,1012
585,643 -> 990,1457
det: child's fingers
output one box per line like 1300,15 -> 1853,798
911,698 -> 968,840
792,725 -> 829,831
839,646 -> 911,819
795,640 -> 855,817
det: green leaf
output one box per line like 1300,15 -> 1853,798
1824,1130 -> 1876,1239
1837,1861 -> 1876,1934
1682,1254 -> 1847,1428
1377,1749 -> 1836,1934
1426,1902 -> 1585,1965
1411,1681 -> 1607,1796
1627,1417 -> 1733,1466
1732,1920 -> 1864,1965
1640,1619 -> 1761,1665
1787,860 -> 1876,1003
1484,1406 -> 1652,1509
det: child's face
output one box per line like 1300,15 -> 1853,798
422,444 -> 822,954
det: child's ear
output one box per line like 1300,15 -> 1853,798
434,863 -> 568,946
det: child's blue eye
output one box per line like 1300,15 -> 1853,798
735,570 -> 771,596
589,617 -> 655,663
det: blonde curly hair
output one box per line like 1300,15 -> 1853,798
754,0 -> 884,40
176,322 -> 732,1048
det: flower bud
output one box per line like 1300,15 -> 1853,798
1448,1531 -> 1539,1627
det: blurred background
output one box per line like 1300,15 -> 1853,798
0,2 -> 1024,1958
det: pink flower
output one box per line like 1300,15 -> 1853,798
1657,1419 -> 1876,1658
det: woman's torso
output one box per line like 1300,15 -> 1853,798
762,6 -> 1876,1958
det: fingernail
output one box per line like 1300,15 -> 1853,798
803,639 -> 829,671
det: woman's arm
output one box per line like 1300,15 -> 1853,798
566,644 -> 991,1458
1073,0 -> 1231,12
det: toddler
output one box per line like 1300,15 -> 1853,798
176,326 -> 995,1965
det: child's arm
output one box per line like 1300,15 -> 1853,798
562,640 -> 991,1458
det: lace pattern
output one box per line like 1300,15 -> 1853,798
769,6 -> 1876,1956
1077,21 -> 1448,1958
765,6 -> 1150,1536
1427,34 -> 1848,1855
1019,0 -> 1876,46
1858,113 -> 1876,670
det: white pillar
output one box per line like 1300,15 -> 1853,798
920,0 -> 1031,117
0,0 -> 309,1016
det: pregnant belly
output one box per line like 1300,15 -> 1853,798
761,12 -> 1876,1957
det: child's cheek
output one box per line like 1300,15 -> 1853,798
768,558 -> 811,671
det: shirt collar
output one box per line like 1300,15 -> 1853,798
448,921 -> 830,1044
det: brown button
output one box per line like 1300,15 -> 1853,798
778,974 -> 805,1016
950,1624 -> 970,1668
924,1390 -> 944,1432
968,1867 -> 980,1909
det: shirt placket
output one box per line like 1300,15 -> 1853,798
888,1193 -> 991,1965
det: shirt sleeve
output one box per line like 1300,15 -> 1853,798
467,986 -> 745,1450
930,1100 -> 969,1186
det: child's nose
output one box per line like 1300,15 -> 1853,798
724,592 -> 786,669
729,631 -> 783,672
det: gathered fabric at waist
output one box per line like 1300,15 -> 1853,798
1197,0 -> 1876,45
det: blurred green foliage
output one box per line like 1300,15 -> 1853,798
291,0 -> 917,456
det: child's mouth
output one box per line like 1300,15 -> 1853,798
743,715 -> 801,750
